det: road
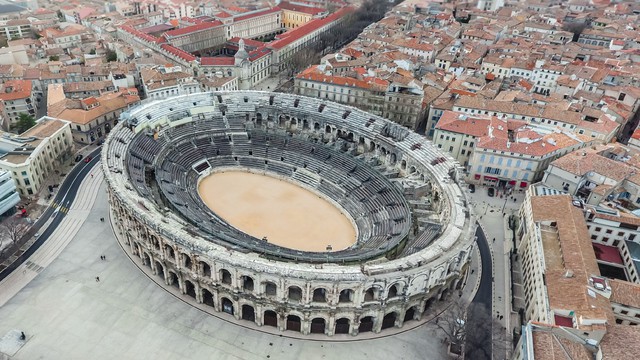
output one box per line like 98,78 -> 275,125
0,147 -> 102,282
465,224 -> 493,360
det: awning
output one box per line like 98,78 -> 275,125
508,180 -> 517,185
520,181 -> 528,188
484,176 -> 498,181
474,174 -> 481,180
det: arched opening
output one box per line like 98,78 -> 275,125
369,141 -> 375,152
314,122 -> 320,131
221,297 -> 234,315
303,119 -> 309,130
404,306 -> 417,323
265,282 -> 277,297
184,280 -> 196,299
264,310 -> 278,327
310,318 -> 326,334
335,318 -> 350,334
279,115 -> 286,127
200,261 -> 211,277
424,297 -> 436,313
312,288 -> 327,302
288,286 -> 302,302
242,275 -> 254,292
150,235 -> 160,250
339,289 -> 353,303
202,288 -> 214,307
389,153 -> 397,164
409,166 -> 416,174
142,252 -> 151,268
364,287 -> 378,301
359,316 -> 374,333
401,160 -> 407,170
168,271 -> 179,289
220,269 -> 232,285
256,113 -> 263,125
241,305 -> 255,322
286,315 -> 301,332
440,288 -> 450,301
325,125 -> 331,134
183,254 -> 192,270
165,246 -> 175,261
155,261 -> 164,280
388,283 -> 400,299
382,312 -> 397,330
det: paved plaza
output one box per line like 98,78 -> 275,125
0,176 -> 458,360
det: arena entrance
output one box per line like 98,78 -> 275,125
310,318 -> 326,334
335,318 -> 350,334
222,298 -> 234,315
264,310 -> 278,327
242,305 -> 255,322
286,315 -> 301,332
359,316 -> 374,333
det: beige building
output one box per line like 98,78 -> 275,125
47,84 -> 140,144
0,79 -> 37,131
140,65 -> 200,100
433,111 -> 492,168
0,117 -> 73,196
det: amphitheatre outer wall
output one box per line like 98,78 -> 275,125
102,91 -> 477,337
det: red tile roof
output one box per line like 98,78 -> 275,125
200,57 -> 235,66
164,20 -> 223,37
120,25 -> 158,43
160,44 -> 196,62
592,243 -> 624,265
296,66 -> 388,91
269,6 -> 354,50
234,7 -> 281,22
215,11 -> 232,18
249,46 -> 272,61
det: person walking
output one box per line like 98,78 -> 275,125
95,276 -> 100,282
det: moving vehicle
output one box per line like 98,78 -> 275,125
84,156 -> 92,163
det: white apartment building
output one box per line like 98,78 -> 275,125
229,8 -> 282,40
468,123 -> 592,188
0,117 -> 73,196
433,111 -> 491,168
0,170 -> 19,217
0,19 -> 31,40
477,0 -> 504,11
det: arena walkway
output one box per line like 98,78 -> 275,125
0,175 -> 450,359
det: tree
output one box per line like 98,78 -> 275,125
14,113 -> 36,134
49,55 -> 59,61
89,48 -> 96,55
435,297 -> 467,356
0,216 -> 29,256
106,49 -> 117,62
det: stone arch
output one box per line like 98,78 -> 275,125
202,288 -> 215,307
325,125 -> 331,134
184,279 -> 196,299
404,306 -> 419,323
390,153 -> 397,164
401,159 -> 407,170
200,261 -> 211,277
168,271 -> 179,289
242,275 -> 254,292
359,316 -> 375,333
409,165 -> 417,174
221,297 -> 234,315
183,253 -> 192,270
286,314 -> 302,332
241,304 -> 256,322
338,289 -> 354,303
424,297 -> 436,313
154,261 -> 164,280
288,286 -> 303,302
312,287 -> 327,303
220,269 -> 232,285
364,286 -> 380,301
382,311 -> 397,330
335,318 -> 350,334
263,309 -> 278,327
310,317 -> 326,334
142,252 -> 151,268
387,282 -> 403,299
314,122 -> 320,131
165,245 -> 175,261
256,113 -> 263,125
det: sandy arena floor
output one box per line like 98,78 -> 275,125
198,171 -> 356,252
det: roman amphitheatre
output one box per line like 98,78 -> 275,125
102,90 -> 476,336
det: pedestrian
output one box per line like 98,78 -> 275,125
20,331 -> 25,340
103,255 -> 106,260
493,237 -> 496,243
95,276 -> 100,282
471,269 -> 474,274
100,217 -> 104,222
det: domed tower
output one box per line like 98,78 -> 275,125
235,39 -> 252,89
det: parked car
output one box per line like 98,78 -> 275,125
84,156 -> 92,163
488,187 -> 495,197
469,184 -> 475,193
74,154 -> 83,162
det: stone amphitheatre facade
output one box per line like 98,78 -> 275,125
102,91 -> 476,337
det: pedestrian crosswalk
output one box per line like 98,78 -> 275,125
51,201 -> 69,214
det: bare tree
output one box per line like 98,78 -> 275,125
435,297 -> 467,356
0,216 -> 29,254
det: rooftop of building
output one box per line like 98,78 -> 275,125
0,80 -> 31,101
530,195 -> 614,327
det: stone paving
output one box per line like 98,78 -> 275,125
0,179 -> 480,359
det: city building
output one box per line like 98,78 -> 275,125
0,117 -> 73,196
140,65 -> 200,100
0,170 -> 19,217
0,79 -> 37,131
47,85 -> 140,144
279,1 -> 325,29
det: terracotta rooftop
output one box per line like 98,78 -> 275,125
269,6 -> 354,50
234,7 -> 281,22
609,279 -> 640,309
21,118 -> 68,138
531,195 -> 614,326
550,148 -> 635,181
0,80 -> 31,101
599,325 -> 640,360
163,20 -> 223,37
278,1 -> 325,15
